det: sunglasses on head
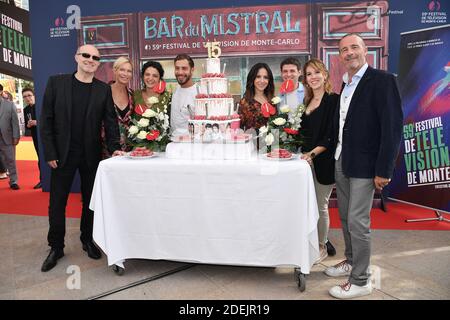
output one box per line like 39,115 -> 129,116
78,52 -> 101,61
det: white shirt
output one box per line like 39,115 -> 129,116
335,63 -> 369,160
286,91 -> 298,117
280,83 -> 305,119
170,84 -> 198,134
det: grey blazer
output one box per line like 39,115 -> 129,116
0,97 -> 20,145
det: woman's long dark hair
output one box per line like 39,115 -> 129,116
243,63 -> 275,103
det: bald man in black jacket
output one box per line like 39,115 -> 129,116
40,44 -> 125,272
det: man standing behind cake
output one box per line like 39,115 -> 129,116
279,57 -> 305,118
170,54 -> 197,134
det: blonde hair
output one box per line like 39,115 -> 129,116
302,58 -> 333,105
113,56 -> 132,72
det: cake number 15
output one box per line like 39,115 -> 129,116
204,41 -> 222,58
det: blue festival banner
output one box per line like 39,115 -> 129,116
390,24 -> 450,213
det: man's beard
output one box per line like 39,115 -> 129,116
177,74 -> 192,86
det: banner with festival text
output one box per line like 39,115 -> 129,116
137,4 -> 310,59
0,1 -> 32,80
390,24 -> 450,213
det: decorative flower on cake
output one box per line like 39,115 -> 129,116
127,88 -> 172,152
258,96 -> 305,153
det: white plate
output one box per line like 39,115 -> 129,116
126,152 -> 158,160
262,153 -> 295,161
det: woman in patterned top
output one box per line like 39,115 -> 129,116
102,56 -> 134,158
238,63 -> 275,133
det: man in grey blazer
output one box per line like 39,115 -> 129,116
0,84 -> 20,190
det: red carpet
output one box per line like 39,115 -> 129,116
329,206 -> 450,231
0,160 -> 82,218
0,159 -> 449,230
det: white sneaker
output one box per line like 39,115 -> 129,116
329,281 -> 373,299
0,172 -> 7,179
314,246 -> 328,265
324,260 -> 352,277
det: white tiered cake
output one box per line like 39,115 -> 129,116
166,52 -> 254,160
189,57 -> 240,143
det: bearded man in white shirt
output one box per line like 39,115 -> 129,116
170,54 -> 197,134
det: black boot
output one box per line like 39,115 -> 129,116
326,240 -> 336,256
41,248 -> 64,272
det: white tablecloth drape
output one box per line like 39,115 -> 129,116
165,141 -> 254,160
90,154 -> 320,273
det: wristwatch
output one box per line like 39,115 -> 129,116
310,152 -> 316,159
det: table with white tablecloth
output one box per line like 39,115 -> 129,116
90,154 -> 320,274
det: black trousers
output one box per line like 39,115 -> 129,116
31,133 -> 42,181
0,153 -> 5,172
47,154 -> 98,249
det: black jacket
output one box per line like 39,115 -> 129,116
24,104 -> 37,138
332,66 -> 403,179
302,92 -> 339,185
39,74 -> 120,169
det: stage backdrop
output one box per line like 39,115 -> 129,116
28,0 -> 448,193
77,1 -> 389,98
390,24 -> 450,213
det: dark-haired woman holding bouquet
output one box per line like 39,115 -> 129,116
130,60 -> 171,151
